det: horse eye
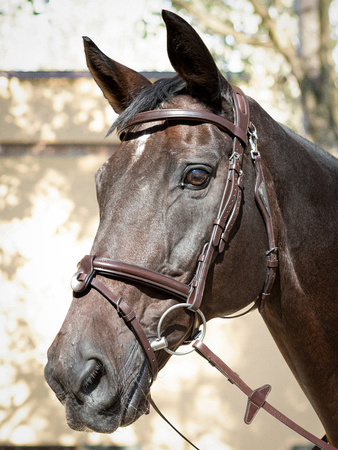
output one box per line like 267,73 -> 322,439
183,168 -> 210,189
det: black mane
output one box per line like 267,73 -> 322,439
107,75 -> 187,137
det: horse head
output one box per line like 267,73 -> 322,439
45,10 -> 270,434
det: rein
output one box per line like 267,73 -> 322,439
71,85 -> 334,450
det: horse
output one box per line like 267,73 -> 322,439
44,10 -> 338,448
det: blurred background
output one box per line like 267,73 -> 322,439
0,1 -> 337,449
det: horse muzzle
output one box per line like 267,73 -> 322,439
45,326 -> 152,433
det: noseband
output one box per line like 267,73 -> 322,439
71,85 -> 278,380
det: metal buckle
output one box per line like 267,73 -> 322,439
229,151 -> 240,161
248,123 -> 260,159
266,247 -> 278,256
116,297 -> 123,314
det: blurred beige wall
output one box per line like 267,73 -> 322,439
0,74 -> 323,450
0,73 -> 119,145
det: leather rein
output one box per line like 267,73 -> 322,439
71,86 -> 334,450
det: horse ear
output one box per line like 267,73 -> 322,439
83,37 -> 151,113
162,10 -> 232,112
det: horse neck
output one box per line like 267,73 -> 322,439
250,100 -> 338,444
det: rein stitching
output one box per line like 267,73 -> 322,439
71,86 -> 334,450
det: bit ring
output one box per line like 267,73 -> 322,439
156,303 -> 207,355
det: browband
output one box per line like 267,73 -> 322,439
118,108 -> 248,145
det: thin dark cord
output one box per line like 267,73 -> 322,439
150,397 -> 200,450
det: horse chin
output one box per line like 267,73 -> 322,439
63,362 -> 151,434
64,397 -> 150,434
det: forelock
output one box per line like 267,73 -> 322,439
107,76 -> 187,137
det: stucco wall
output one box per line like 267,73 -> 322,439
0,74 -> 323,450
0,73 -> 119,145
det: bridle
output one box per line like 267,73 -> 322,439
71,85 -> 274,375
70,86 -> 334,450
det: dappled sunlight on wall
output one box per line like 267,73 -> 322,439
0,153 -> 114,446
0,76 -> 117,144
0,151 -> 323,449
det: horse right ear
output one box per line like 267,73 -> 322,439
83,37 -> 151,114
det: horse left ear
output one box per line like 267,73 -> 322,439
83,37 -> 151,113
162,10 -> 232,112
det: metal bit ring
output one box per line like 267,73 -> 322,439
156,303 -> 207,355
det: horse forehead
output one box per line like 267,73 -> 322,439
97,107 -> 228,183
95,132 -> 169,200
132,132 -> 150,163
96,132 -> 158,180
127,129 -> 166,168
131,117 -> 224,155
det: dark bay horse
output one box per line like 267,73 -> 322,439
45,10 -> 338,447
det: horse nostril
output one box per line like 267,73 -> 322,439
80,359 -> 106,395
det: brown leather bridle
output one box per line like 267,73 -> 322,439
71,85 -> 273,376
70,86 -> 334,449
